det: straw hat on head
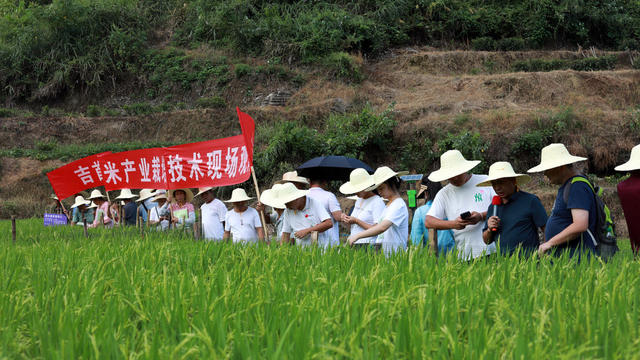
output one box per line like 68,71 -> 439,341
115,188 -> 138,200
224,188 -> 253,203
136,189 -> 156,202
87,189 -> 106,200
260,184 -> 286,209
266,182 -> 309,206
195,187 -> 214,197
87,201 -> 98,209
70,196 -> 90,209
527,143 -> 587,173
169,189 -> 194,203
477,162 -> 531,187
615,144 -> 640,172
152,190 -> 168,201
368,166 -> 409,189
428,150 -> 481,182
346,195 -> 359,201
276,171 -> 309,185
339,168 -> 376,195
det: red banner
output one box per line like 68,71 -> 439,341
47,152 -> 112,200
48,109 -> 257,197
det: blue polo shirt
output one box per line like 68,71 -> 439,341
483,191 -> 548,256
544,176 -> 597,257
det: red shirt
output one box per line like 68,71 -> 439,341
617,174 -> 640,254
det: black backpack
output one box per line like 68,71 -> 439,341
563,176 -> 619,261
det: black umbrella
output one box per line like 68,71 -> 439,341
296,156 -> 374,181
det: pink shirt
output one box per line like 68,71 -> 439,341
90,202 -> 112,227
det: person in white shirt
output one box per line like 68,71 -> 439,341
257,183 -> 287,242
265,182 -> 333,247
195,187 -> 227,241
346,166 -> 410,255
223,188 -> 264,244
424,150 -> 496,260
307,178 -> 342,246
339,168 -> 386,246
148,190 -> 170,231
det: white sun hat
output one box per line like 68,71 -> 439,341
528,143 -> 587,173
260,184 -> 286,209
87,189 -> 106,200
224,188 -> 254,203
615,144 -> 640,172
346,195 -> 359,201
195,187 -> 215,197
428,150 -> 481,182
476,161 -> 531,187
87,201 -> 98,209
115,188 -> 138,200
136,189 -> 156,202
275,171 -> 310,185
70,196 -> 90,209
368,166 -> 409,189
169,189 -> 194,203
339,168 -> 376,194
269,182 -> 309,205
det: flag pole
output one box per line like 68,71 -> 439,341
251,166 -> 269,242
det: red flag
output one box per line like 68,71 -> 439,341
47,152 -> 112,200
237,107 -> 255,166
101,147 -> 166,191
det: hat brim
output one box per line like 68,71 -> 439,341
115,195 -> 138,200
152,194 -> 168,201
224,196 -> 254,203
339,179 -> 376,195
169,189 -> 194,203
275,178 -> 309,185
87,194 -> 106,200
367,170 -> 409,190
195,188 -> 214,197
615,160 -> 640,172
428,160 -> 481,182
275,189 -> 309,205
136,193 -> 156,202
71,200 -> 90,209
260,190 -> 286,209
527,156 -> 587,173
476,174 -> 531,187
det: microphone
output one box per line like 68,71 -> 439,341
490,195 -> 501,232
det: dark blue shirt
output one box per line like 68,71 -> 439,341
124,202 -> 137,226
544,176 -> 598,257
483,191 -> 548,255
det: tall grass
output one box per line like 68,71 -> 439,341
0,219 -> 639,358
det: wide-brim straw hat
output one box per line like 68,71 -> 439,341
367,166 -> 409,189
70,196 -> 90,209
136,189 -> 156,202
152,190 -> 168,201
260,184 -> 286,209
87,201 -> 98,209
169,189 -> 194,203
195,187 -> 214,197
477,161 -> 531,187
275,171 -> 309,185
115,188 -> 138,200
224,188 -> 254,203
266,182 -> 309,205
615,144 -> 640,172
528,143 -> 587,173
339,168 -> 376,195
346,195 -> 359,201
87,189 -> 106,200
428,150 -> 481,182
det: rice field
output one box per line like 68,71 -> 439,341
1,219 -> 639,359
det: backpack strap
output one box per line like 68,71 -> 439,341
564,176 -> 599,247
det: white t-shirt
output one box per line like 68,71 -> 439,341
307,187 -> 341,243
351,195 -> 386,244
374,198 -> 409,255
224,207 -> 262,244
426,174 -> 496,259
201,199 -> 227,241
149,204 -> 169,231
282,196 -> 332,247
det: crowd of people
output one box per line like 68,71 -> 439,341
49,143 -> 640,259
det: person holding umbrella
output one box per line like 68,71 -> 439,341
339,168 -> 386,246
346,166 -> 410,255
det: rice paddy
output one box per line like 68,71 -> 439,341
1,219 -> 639,359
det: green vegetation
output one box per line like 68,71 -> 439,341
512,55 -> 618,72
196,96 -> 226,109
0,219 -> 639,358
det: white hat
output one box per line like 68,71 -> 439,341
477,162 -> 531,187
224,188 -> 253,203
528,143 -> 587,173
169,189 -> 194,203
346,195 -> 359,201
70,196 -> 90,209
615,144 -> 640,172
136,189 -> 156,202
87,201 -> 98,209
428,150 -> 481,182
87,189 -> 106,200
276,171 -> 309,185
152,190 -> 168,201
266,182 -> 309,205
260,184 -> 286,209
368,166 -> 409,189
115,189 -> 138,200
195,187 -> 214,197
339,168 -> 375,194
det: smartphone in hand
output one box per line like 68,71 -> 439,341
460,211 -> 471,220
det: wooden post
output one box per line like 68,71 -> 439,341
429,228 -> 438,256
83,215 -> 89,238
251,166 -> 269,242
11,215 -> 16,244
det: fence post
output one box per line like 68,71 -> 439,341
11,216 -> 16,244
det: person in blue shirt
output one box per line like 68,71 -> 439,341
479,162 -> 547,256
528,144 -> 597,258
136,189 -> 157,224
410,176 -> 455,254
